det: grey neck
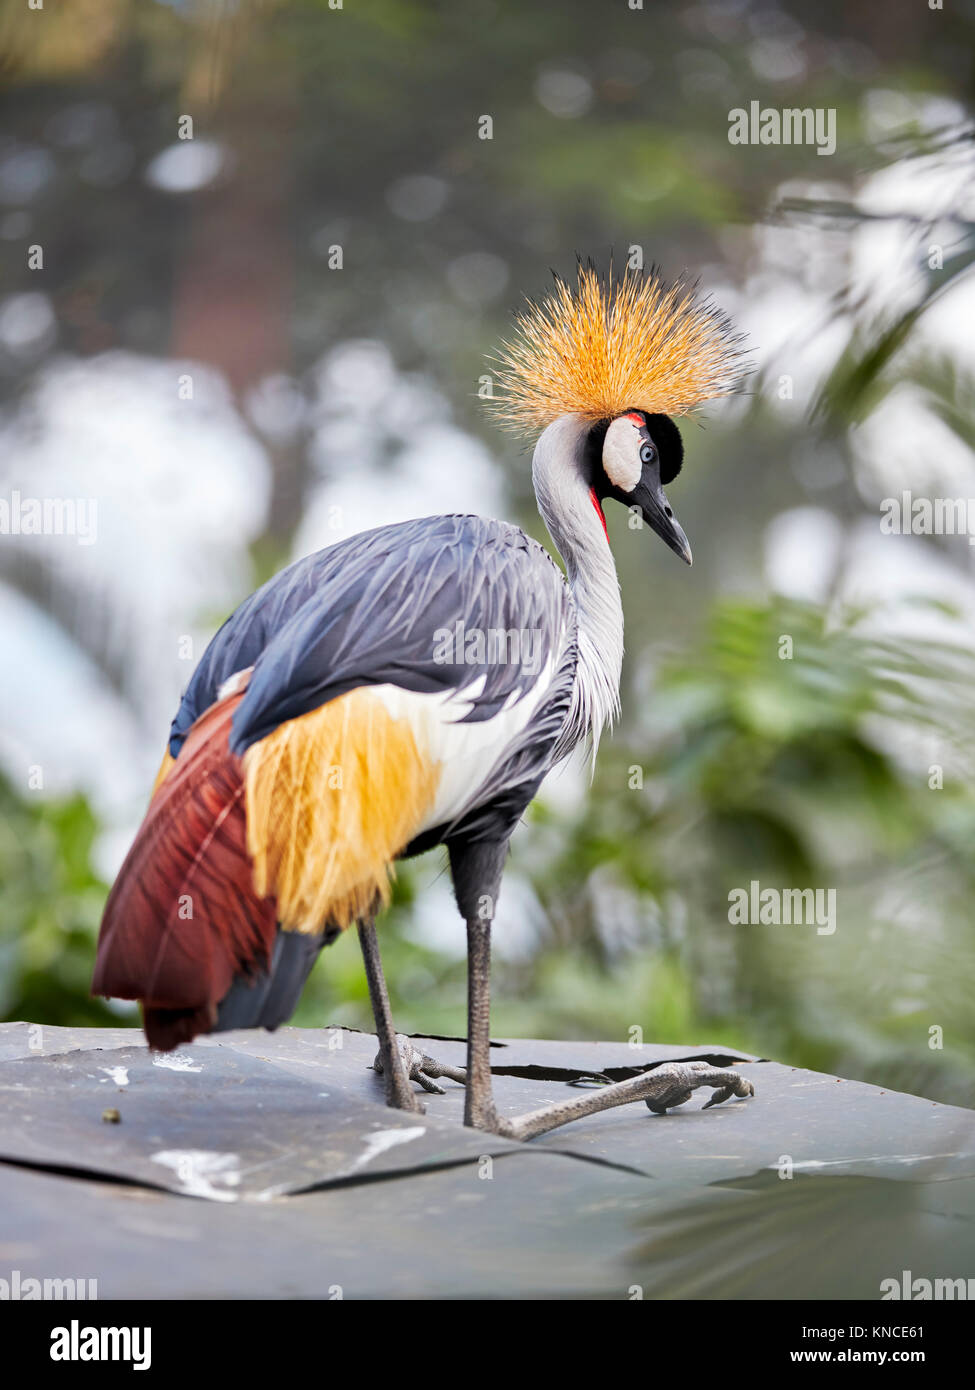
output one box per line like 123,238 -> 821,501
531,414 -> 624,755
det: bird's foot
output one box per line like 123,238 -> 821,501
468,1059 -> 755,1141
372,1033 -> 467,1098
641,1060 -> 755,1114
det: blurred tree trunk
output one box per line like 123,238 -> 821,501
170,24 -> 305,556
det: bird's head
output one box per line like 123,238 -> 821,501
590,407 -> 691,564
489,261 -> 746,567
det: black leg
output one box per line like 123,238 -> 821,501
357,918 -> 423,1113
448,838 -> 512,1133
448,836 -> 754,1141
464,913 -> 508,1132
357,917 -> 467,1108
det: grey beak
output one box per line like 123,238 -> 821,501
637,481 -> 692,566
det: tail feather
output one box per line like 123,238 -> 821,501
94,683 -> 436,1051
92,692 -> 279,1050
214,929 -> 328,1033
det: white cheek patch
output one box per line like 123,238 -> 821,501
602,416 -> 642,493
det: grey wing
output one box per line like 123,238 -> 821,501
168,515 -> 577,832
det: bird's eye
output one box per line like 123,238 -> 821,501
639,442 -> 655,465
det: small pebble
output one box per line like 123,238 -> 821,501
102,1107 -> 121,1124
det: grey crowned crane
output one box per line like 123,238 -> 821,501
93,262 -> 754,1140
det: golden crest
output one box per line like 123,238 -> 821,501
490,261 -> 747,436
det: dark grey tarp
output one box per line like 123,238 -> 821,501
1,1022 -> 972,1298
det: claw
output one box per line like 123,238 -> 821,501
644,1061 -> 755,1114
412,1064 -> 447,1096
703,1078 -> 755,1109
372,1034 -> 466,1097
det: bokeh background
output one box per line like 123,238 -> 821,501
2,0 -> 974,1108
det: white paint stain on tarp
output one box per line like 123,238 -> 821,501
350,1126 -> 427,1173
99,1066 -> 129,1086
787,1153 -> 964,1171
152,1150 -> 241,1202
152,1053 -> 202,1073
249,1126 -> 430,1202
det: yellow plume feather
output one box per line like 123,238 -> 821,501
244,689 -> 440,936
150,749 -> 175,799
489,261 -> 746,437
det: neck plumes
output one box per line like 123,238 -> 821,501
532,414 -> 624,756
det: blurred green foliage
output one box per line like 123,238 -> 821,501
0,775 -> 117,1028
627,1169 -> 975,1300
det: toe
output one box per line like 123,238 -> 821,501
646,1088 -> 693,1114
412,1068 -> 447,1095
